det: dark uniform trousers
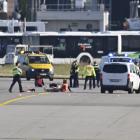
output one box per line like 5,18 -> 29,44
70,72 -> 79,87
9,75 -> 23,92
84,76 -> 93,90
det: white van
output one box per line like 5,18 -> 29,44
99,55 -> 133,70
100,62 -> 140,93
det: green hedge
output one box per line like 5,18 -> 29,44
0,64 -> 84,77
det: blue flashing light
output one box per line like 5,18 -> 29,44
108,53 -> 113,57
124,53 -> 128,57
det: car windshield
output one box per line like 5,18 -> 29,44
28,56 -> 50,64
103,64 -> 127,73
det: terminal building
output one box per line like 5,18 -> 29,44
36,0 -> 109,32
0,0 -> 140,61
33,0 -> 133,31
0,0 -> 134,31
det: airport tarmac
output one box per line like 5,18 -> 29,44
0,78 -> 140,140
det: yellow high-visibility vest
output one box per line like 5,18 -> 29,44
83,64 -> 96,77
12,66 -> 22,76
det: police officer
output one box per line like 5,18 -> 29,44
69,60 -> 79,87
83,61 -> 96,90
9,62 -> 24,93
93,61 -> 100,87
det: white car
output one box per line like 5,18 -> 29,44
100,62 -> 140,93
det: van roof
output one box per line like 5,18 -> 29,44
104,62 -> 134,65
28,54 -> 47,56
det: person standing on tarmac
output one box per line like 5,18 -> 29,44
69,60 -> 79,87
83,61 -> 96,90
93,61 -> 100,87
9,62 -> 24,93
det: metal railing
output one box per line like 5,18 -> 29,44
38,3 -> 109,12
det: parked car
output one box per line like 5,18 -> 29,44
100,62 -> 140,93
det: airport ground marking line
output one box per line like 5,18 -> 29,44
0,95 -> 36,107
0,92 -> 50,107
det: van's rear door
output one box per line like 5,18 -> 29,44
102,63 -> 128,86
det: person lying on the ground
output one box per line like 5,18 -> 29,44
44,79 -> 71,92
27,88 -> 36,92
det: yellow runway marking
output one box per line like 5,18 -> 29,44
0,95 -> 36,107
38,92 -> 49,96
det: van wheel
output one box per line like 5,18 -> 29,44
101,87 -> 105,93
26,76 -> 30,81
108,90 -> 113,93
135,85 -> 140,94
128,85 -> 133,94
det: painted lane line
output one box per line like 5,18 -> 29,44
0,95 -> 36,107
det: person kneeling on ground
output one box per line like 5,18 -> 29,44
61,79 -> 71,92
35,74 -> 44,87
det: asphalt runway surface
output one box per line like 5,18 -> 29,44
0,78 -> 140,140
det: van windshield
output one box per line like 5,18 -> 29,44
110,57 -> 131,62
103,64 -> 127,73
28,56 -> 50,64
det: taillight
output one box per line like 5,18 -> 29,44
128,73 -> 130,80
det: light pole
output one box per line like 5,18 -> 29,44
109,0 -> 112,30
58,0 -> 59,10
30,0 -> 37,21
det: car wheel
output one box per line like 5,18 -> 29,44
49,77 -> 54,81
101,86 -> 105,93
135,85 -> 140,94
26,76 -> 30,81
26,72 -> 30,81
108,90 -> 113,93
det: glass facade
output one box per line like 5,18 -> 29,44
40,35 -> 117,58
0,36 -> 22,58
0,34 -> 140,59
40,0 -> 72,10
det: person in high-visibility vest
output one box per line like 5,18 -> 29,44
69,60 -> 79,88
83,61 -> 96,90
93,61 -> 100,88
9,62 -> 24,93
